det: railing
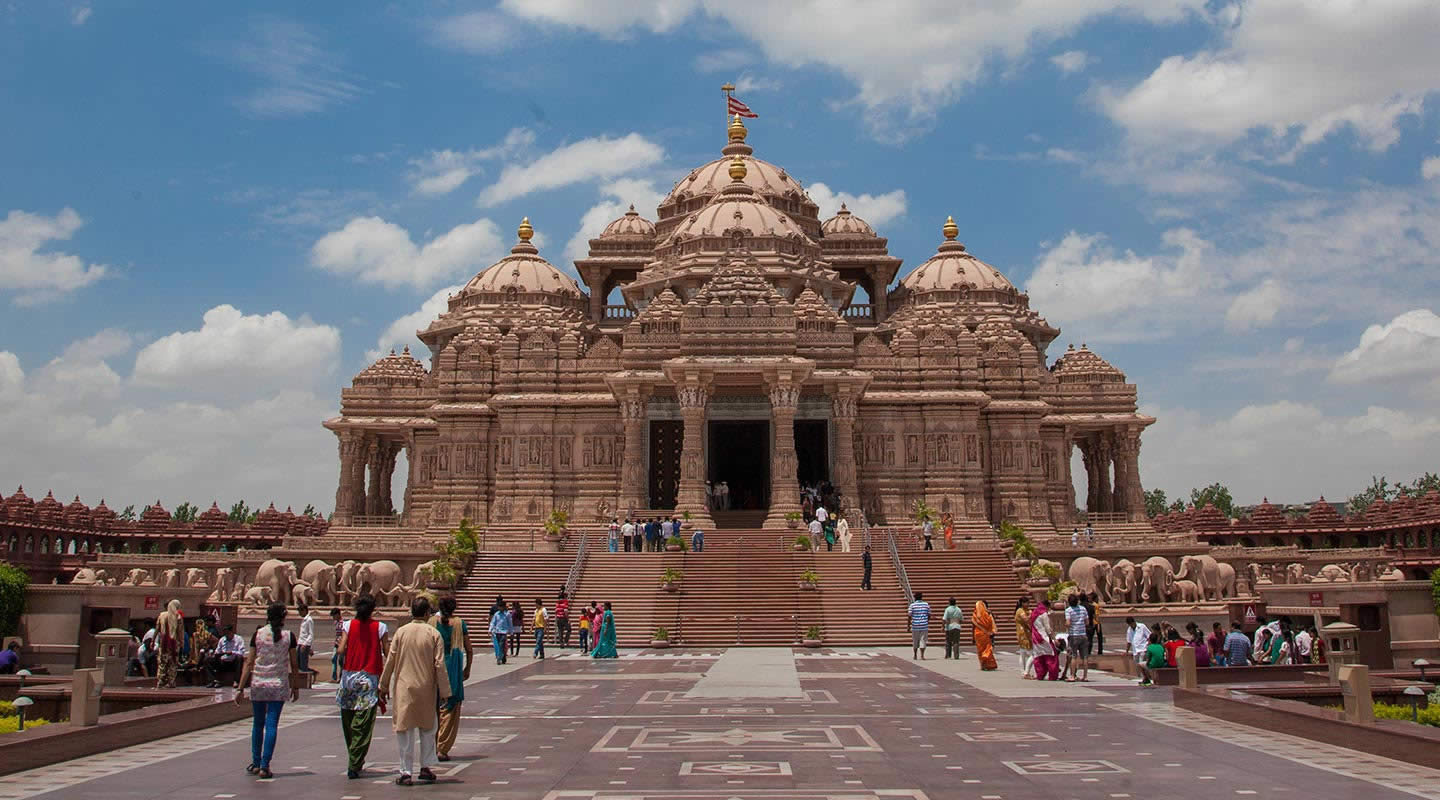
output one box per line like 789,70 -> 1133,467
565,531 -> 589,597
841,304 -> 875,321
886,529 -> 913,603
345,515 -> 403,527
860,512 -> 872,550
1082,512 -> 1131,525
603,305 -> 635,320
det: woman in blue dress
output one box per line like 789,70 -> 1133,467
591,602 -> 618,659
432,596 -> 472,761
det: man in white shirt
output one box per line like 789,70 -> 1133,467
1125,617 -> 1149,672
206,624 -> 247,687
808,516 -> 823,547
297,602 -> 316,676
1294,627 -> 1312,664
718,481 -> 729,510
921,517 -> 935,550
660,517 -> 674,546
620,518 -> 635,552
815,505 -> 828,524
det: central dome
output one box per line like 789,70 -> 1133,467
900,217 -> 1016,293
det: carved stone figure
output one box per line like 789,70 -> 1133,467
1107,559 -> 1138,604
301,559 -> 340,605
407,560 -> 438,589
1067,556 -> 1111,598
244,585 -> 273,606
184,567 -> 209,588
72,567 -> 105,585
160,568 -> 182,588
1285,562 -> 1310,584
354,559 -> 404,597
1176,555 -> 1222,601
1139,556 -> 1175,603
381,583 -> 414,608
124,568 -> 151,586
1312,564 -> 1349,582
255,559 -> 299,605
213,567 -> 240,601
291,580 -> 318,606
1170,578 -> 1202,603
337,560 -> 361,604
1215,562 -> 1237,598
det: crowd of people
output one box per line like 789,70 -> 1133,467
607,516 -> 702,552
480,589 -> 618,663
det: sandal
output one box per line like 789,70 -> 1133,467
419,767 -> 437,782
245,764 -> 260,775
258,768 -> 273,779
396,774 -> 413,786
437,754 -> 451,762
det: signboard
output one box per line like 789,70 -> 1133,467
143,595 -> 159,611
1243,604 -> 1257,624
1309,591 -> 1324,608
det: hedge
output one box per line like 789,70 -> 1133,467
0,562 -> 26,638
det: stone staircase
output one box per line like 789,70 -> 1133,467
453,551 -> 574,626
897,546 -> 1029,644
710,510 -> 769,529
572,550 -> 683,648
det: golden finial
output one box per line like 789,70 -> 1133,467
942,215 -> 959,241
517,216 -> 534,242
728,113 -> 748,144
728,154 -> 747,181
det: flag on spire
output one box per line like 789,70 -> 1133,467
727,95 -> 758,118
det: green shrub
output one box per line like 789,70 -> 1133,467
0,563 -> 27,638
660,567 -> 684,585
799,569 -> 820,585
1372,702 -> 1440,728
1030,562 -> 1061,580
665,535 -> 688,551
1047,580 -> 1077,603
0,700 -> 15,718
794,535 -> 812,550
805,625 -> 824,639
0,716 -> 50,735
1431,569 -> 1440,616
653,626 -> 670,641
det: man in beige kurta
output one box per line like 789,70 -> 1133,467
379,598 -> 451,784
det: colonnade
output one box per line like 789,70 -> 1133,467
1075,428 -> 1146,520
333,430 -> 404,523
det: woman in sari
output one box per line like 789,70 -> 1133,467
1030,599 -> 1059,680
943,513 -> 954,550
591,602 -> 618,659
1014,596 -> 1033,678
154,600 -> 184,688
431,596 -> 472,762
972,600 -> 998,670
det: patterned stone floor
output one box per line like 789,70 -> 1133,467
6,645 -> 1438,800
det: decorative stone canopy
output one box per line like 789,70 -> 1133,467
821,204 -> 876,237
660,157 -> 817,250
462,218 -> 584,296
354,346 -> 428,387
1051,343 -> 1126,384
600,205 -> 656,239
900,216 -> 1016,294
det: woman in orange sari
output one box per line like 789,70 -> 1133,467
942,513 -> 954,550
972,600 -> 998,670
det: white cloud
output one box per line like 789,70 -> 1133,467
693,49 -> 752,74
227,19 -> 362,117
1224,278 -> 1287,333
735,74 -> 781,93
1050,50 -> 1092,74
500,0 -> 701,35
370,285 -> 458,361
563,179 -> 666,265
132,305 -> 340,392
1102,0 -> 1440,155
429,11 -> 517,53
310,216 -> 505,289
805,182 -> 906,227
476,133 -> 665,207
1142,400 -> 1440,504
0,207 -> 107,303
71,6 -> 92,25
407,128 -> 536,196
1329,309 -> 1440,386
1423,156 -> 1440,181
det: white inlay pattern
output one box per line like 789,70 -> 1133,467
592,725 -> 882,752
680,761 -> 795,776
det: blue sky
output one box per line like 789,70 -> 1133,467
3,1 -> 1440,513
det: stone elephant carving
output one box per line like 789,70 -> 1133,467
407,560 -> 438,590
1215,562 -> 1237,598
213,567 -> 240,600
1285,562 -> 1310,584
184,567 -> 209,588
1170,579 -> 1202,603
337,560 -> 361,604
1139,556 -> 1175,603
1176,555 -> 1223,601
301,560 -> 340,605
160,568 -> 182,588
291,580 -> 318,607
255,559 -> 299,605
1107,559 -> 1138,604
244,585 -> 273,606
381,583 -> 414,608
354,560 -> 404,598
124,568 -> 152,586
1067,556 -> 1111,599
1312,564 -> 1349,582
72,567 -> 106,585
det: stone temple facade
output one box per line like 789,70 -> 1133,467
324,116 -> 1154,533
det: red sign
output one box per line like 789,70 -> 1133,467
144,596 -> 160,611
1243,604 -> 1257,624
1309,591 -> 1324,608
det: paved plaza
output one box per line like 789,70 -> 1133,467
7,646 -> 1440,800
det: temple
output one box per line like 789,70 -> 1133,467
324,115 -> 1155,535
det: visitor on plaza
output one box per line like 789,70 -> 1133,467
631,519 -> 644,552
691,526 -> 704,552
380,597 -> 451,786
207,624 -> 246,688
861,545 -> 872,590
592,602 -> 618,658
1295,624 -> 1313,663
555,590 -> 572,648
488,599 -> 511,665
1029,599 -> 1059,680
608,518 -> 620,552
1063,594 -> 1089,681
907,591 -> 931,660
660,517 -> 674,550
1071,527 -> 1080,547
717,481 -> 729,510
329,608 -> 345,681
336,593 -> 388,779
189,618 -> 214,669
809,514 -> 824,549
1207,621 -> 1228,666
1014,596 -> 1033,678
431,595 -> 472,763
0,641 -> 19,674
1084,523 -> 1095,545
620,517 -> 634,552
532,598 -> 548,659
1162,628 -> 1187,667
296,601 -> 315,677
505,601 -> 523,659
921,516 -> 935,550
942,597 -> 964,659
578,603 -> 591,651
1086,592 -> 1104,655
1140,630 -> 1166,686
127,628 -> 147,678
235,601 -> 300,780
973,600 -> 998,670
1186,623 -> 1211,667
154,599 -> 184,688
1223,621 -> 1253,666
837,516 -> 851,552
140,620 -> 158,676
1306,624 -> 1326,664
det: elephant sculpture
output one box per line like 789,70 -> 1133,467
381,583 -> 414,608
124,568 -> 152,586
1215,562 -> 1237,598
255,559 -> 299,605
1285,562 -> 1310,584
1170,578 -> 1202,603
72,567 -> 107,585
160,568 -> 182,588
354,560 -> 404,598
244,585 -> 273,606
301,559 -> 340,605
184,567 -> 209,588
1176,555 -> 1223,601
214,567 -> 240,600
1067,556 -> 1111,599
407,560 -> 439,590
1107,559 -> 1138,604
337,560 -> 361,604
292,580 -> 318,606
1313,564 -> 1349,582
1139,556 -> 1175,603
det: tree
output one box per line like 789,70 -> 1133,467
119,504 -> 136,522
1189,483 -> 1237,518
0,563 -> 27,638
301,504 -> 318,518
1143,489 -> 1169,518
173,502 -> 198,523
1167,499 -> 1187,513
228,501 -> 254,524
1348,475 -> 1395,513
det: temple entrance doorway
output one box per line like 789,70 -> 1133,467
794,420 -> 829,490
648,420 -> 682,509
708,420 -> 769,511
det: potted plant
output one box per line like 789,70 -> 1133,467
793,534 -> 812,552
543,508 -> 570,551
660,566 -> 684,592
802,624 -> 824,647
1027,560 -> 1061,587
784,511 -> 803,529
798,568 -> 820,590
651,626 -> 671,648
665,534 -> 688,552
998,521 -> 1036,566
429,518 -> 479,588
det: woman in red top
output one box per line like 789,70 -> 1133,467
336,595 -> 388,779
1162,629 -> 1186,667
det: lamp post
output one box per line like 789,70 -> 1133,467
1413,658 -> 1431,682
1402,685 -> 1426,723
11,696 -> 33,731
15,668 -> 31,695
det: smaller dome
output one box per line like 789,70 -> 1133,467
140,500 -> 171,528
462,218 -> 584,296
64,495 -> 92,527
821,204 -> 876,237
1051,343 -> 1126,383
355,346 -> 428,386
900,216 -> 1016,293
196,502 -> 229,531
91,499 -> 116,527
600,205 -> 656,238
35,491 -> 63,524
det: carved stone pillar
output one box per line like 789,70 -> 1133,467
1111,431 -> 1128,515
587,278 -> 605,324
1077,437 -> 1097,514
379,442 -> 397,516
764,381 -> 802,529
1063,438 -> 1077,522
364,436 -> 382,517
675,382 -> 715,527
334,431 -> 360,524
830,393 -> 859,510
618,393 -> 649,517
1095,433 -> 1113,514
402,436 -> 416,525
1120,432 -> 1146,522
